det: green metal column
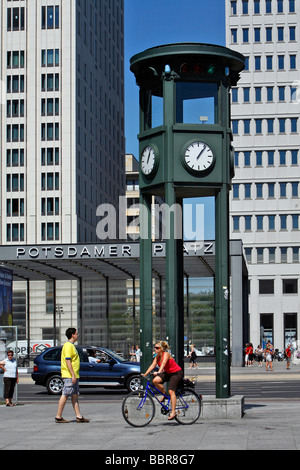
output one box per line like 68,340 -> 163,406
215,184 -> 230,398
139,191 -> 153,375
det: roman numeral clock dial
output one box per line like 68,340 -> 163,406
183,141 -> 215,175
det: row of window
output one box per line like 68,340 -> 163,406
41,73 -> 60,92
230,48 -> 297,71
6,222 -> 60,242
41,98 -> 59,117
234,149 -> 298,167
232,85 -> 298,104
233,181 -> 299,199
258,278 -> 298,295
246,248 -> 299,266
6,124 -> 24,142
232,117 -> 298,135
6,147 -> 61,168
230,0 -> 296,16
231,25 -> 297,43
233,214 -> 300,231
41,123 -> 60,141
239,54 -> 296,72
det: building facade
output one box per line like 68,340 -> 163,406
0,1 -> 125,342
226,0 -> 300,350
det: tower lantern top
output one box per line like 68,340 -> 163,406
130,42 -> 245,89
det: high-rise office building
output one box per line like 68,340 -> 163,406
0,1 -> 125,342
1,0 -> 125,245
226,0 -> 300,350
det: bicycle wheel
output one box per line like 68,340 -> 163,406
122,391 -> 155,427
175,388 -> 201,425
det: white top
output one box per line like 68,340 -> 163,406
1,358 -> 17,378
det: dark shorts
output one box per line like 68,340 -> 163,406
157,370 -> 184,391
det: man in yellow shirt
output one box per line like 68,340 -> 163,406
55,328 -> 89,423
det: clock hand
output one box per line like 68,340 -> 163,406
147,150 -> 151,163
196,144 -> 206,160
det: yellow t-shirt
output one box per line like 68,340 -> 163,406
61,341 -> 80,379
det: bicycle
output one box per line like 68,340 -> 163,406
122,374 -> 201,427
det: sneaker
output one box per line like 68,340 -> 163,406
76,416 -> 90,423
55,417 -> 70,423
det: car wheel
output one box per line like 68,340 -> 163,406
126,374 -> 141,392
46,375 -> 64,395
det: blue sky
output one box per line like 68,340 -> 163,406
124,0 -> 227,239
124,0 -> 226,157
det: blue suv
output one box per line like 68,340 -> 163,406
32,346 -> 141,394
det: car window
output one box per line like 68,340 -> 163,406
87,349 -> 112,364
43,348 -> 61,361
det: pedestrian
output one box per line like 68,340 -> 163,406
255,345 -> 264,367
286,344 -> 292,370
55,328 -> 89,423
244,343 -> 250,366
0,350 -> 18,406
248,343 -> 254,366
264,340 -> 273,371
142,341 -> 183,421
129,345 -> 136,361
135,345 -> 142,363
187,344 -> 198,369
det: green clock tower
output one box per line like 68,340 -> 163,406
130,43 -> 244,398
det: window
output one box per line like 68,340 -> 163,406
42,5 -> 59,30
280,214 -> 287,230
289,26 -> 296,41
7,7 -> 25,31
259,279 -> 274,294
280,182 -> 287,197
245,215 -> 252,231
279,118 -> 286,133
254,0 -> 260,14
232,88 -> 238,103
290,55 -> 296,70
278,55 -> 285,70
233,184 -> 239,199
277,0 -> 283,13
269,248 -> 275,263
255,56 -> 261,71
265,0 -> 272,13
233,216 -> 240,231
289,0 -> 295,13
232,120 -> 238,135
266,27 -> 272,42
243,87 -> 250,103
244,119 -> 250,134
244,151 -> 251,166
254,28 -> 261,42
292,215 -> 299,230
266,55 -> 273,70
277,27 -> 284,41
242,28 -> 249,43
279,150 -> 286,165
231,29 -> 237,43
268,183 -> 275,198
231,1 -> 237,15
257,248 -> 264,263
291,150 -> 298,165
268,215 -> 275,231
283,279 -> 298,294
267,119 -> 274,134
255,87 -> 262,102
268,150 -> 274,166
278,87 -> 285,102
242,0 -> 249,14
291,118 -> 297,133
255,151 -> 262,166
291,182 -> 299,197
244,183 -> 251,198
256,183 -> 263,198
257,215 -> 263,230
255,119 -> 262,134
267,87 -> 273,102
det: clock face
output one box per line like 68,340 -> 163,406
183,141 -> 214,174
141,145 -> 157,177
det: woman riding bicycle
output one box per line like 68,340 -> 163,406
142,341 -> 183,420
